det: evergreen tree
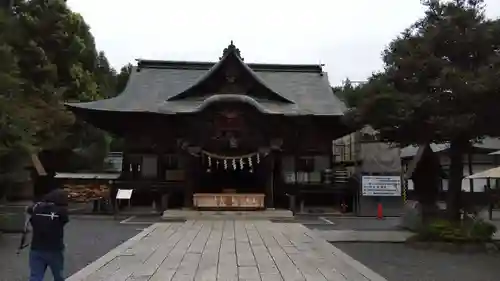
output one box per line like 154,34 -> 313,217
352,0 -> 500,220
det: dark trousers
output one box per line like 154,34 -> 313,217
29,250 -> 64,281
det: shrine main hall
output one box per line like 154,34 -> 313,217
67,42 -> 349,211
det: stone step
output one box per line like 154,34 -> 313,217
162,209 -> 293,220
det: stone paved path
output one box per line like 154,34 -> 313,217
66,220 -> 386,281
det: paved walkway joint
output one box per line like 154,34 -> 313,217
67,220 -> 387,281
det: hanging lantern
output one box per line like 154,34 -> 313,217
232,159 -> 236,170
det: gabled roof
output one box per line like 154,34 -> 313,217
167,41 -> 293,104
67,43 -> 347,116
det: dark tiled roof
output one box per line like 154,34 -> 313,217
67,59 -> 346,116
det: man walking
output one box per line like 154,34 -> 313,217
27,188 -> 69,281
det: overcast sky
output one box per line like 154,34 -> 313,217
67,0 -> 500,86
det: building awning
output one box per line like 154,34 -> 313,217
466,166 -> 500,179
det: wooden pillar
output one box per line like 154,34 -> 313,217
180,149 -> 196,209
265,152 -> 275,209
293,123 -> 301,211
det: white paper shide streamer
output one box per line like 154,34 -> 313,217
207,156 -> 212,172
199,151 -> 268,172
248,156 -> 253,172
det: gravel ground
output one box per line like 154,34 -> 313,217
334,242 -> 500,281
0,217 -> 147,281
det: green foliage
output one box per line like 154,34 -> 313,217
0,8 -> 35,188
116,63 -> 132,94
1,0 -> 132,193
347,0 -> 500,220
332,79 -> 366,108
95,51 -> 118,98
415,218 -> 497,243
352,0 -> 500,144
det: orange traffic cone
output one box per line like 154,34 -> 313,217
377,203 -> 384,220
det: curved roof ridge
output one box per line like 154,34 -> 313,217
198,94 -> 268,113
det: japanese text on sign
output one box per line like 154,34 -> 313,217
362,176 -> 401,196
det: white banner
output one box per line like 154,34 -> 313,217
362,176 -> 401,196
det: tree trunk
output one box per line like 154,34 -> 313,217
446,139 -> 467,221
411,145 -> 441,224
413,171 -> 439,224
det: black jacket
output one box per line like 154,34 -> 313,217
27,189 -> 69,251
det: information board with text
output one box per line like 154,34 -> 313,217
362,175 -> 401,196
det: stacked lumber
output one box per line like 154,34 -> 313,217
64,184 -> 109,203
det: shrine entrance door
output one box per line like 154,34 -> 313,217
193,152 -> 268,210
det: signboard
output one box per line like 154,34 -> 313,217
116,189 -> 133,200
362,176 -> 401,196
